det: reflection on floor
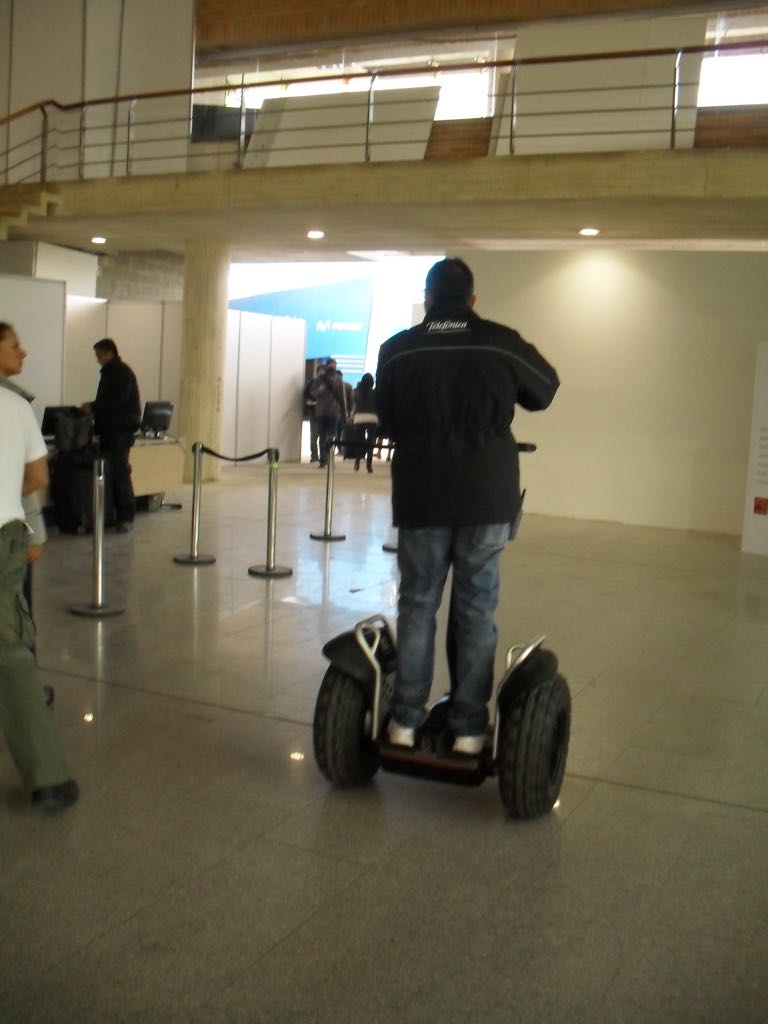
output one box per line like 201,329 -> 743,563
2,462 -> 767,1023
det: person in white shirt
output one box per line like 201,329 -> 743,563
0,322 -> 78,812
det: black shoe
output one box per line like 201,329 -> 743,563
32,779 -> 79,812
115,521 -> 133,534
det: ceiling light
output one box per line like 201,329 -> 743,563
579,228 -> 600,237
91,236 -> 107,244
307,229 -> 325,240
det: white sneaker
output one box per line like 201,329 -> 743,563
387,720 -> 416,748
453,734 -> 485,755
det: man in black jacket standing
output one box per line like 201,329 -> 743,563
376,258 -> 559,754
88,338 -> 141,533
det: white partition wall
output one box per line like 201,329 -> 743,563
234,313 -> 271,458
221,311 -> 241,457
268,315 -> 307,461
223,311 -> 305,460
64,298 -> 181,416
742,343 -> 768,555
0,273 -> 65,416
64,296 -> 107,404
104,302 -> 163,401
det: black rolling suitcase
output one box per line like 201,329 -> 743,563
50,451 -> 114,534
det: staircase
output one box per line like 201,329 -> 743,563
0,185 -> 61,241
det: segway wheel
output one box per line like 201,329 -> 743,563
498,672 -> 571,819
313,668 -> 381,786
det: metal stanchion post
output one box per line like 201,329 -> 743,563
249,450 -> 292,578
310,440 -> 346,542
174,442 -> 216,565
71,457 -> 125,617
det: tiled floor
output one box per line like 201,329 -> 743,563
1,460 -> 767,1023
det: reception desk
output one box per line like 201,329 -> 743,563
44,437 -> 184,515
130,437 -> 185,498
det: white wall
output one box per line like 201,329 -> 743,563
460,249 -> 766,535
223,310 -> 306,460
0,0 -> 10,176
36,243 -> 98,297
64,295 -> 107,403
0,272 -> 65,415
504,15 -> 706,155
1,0 -> 195,182
0,241 -> 98,295
7,240 -> 767,534
63,298 -> 182,422
742,343 -> 768,555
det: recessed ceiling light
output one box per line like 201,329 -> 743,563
91,236 -> 107,244
579,227 -> 600,237
307,229 -> 325,240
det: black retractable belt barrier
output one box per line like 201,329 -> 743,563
173,442 -> 292,577
71,457 -> 126,617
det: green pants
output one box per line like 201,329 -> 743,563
0,520 -> 69,791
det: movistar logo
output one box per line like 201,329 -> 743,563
427,320 -> 468,332
316,320 -> 363,333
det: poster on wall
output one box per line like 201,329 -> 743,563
742,342 -> 768,556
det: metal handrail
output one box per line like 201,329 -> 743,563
1,38 -> 766,186
2,37 -> 766,130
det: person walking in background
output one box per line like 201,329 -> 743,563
0,322 -> 78,812
311,359 -> 346,468
350,373 -> 378,473
82,338 -> 141,533
376,258 -> 559,754
303,363 -> 325,463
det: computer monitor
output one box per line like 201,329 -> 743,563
140,400 -> 173,438
41,405 -> 79,440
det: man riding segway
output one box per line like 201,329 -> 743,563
375,258 -> 560,754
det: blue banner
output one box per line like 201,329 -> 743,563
229,278 -> 373,361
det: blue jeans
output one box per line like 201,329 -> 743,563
393,523 -> 510,736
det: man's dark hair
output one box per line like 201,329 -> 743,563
0,322 -> 13,342
425,258 -> 474,306
94,338 -> 119,357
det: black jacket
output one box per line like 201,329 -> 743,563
93,357 -> 141,438
376,303 -> 559,528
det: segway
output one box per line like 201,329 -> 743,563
313,522 -> 570,818
313,614 -> 569,817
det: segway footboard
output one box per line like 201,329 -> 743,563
495,645 -> 571,819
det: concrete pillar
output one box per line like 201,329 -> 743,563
178,240 -> 230,482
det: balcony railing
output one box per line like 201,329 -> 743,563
1,39 -> 766,186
